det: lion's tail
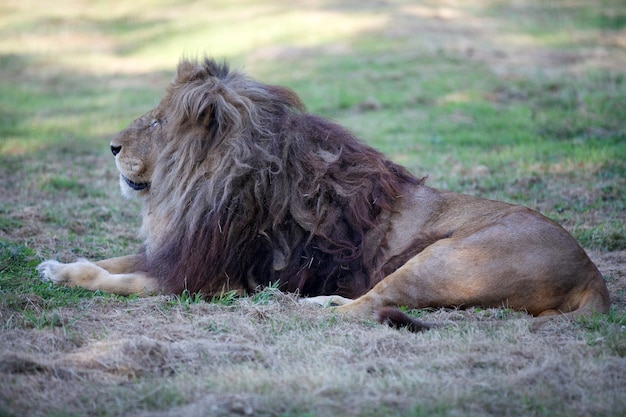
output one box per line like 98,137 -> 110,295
376,307 -> 437,332
573,276 -> 612,317
529,278 -> 611,329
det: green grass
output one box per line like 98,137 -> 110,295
0,241 -> 118,319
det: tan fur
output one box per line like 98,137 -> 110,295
37,58 -> 610,328
315,186 -> 610,322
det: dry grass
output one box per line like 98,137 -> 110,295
1,284 -> 625,417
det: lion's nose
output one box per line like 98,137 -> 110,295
110,145 -> 122,156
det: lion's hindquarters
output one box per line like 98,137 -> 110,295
338,207 -> 609,318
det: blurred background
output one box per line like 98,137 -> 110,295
1,0 -> 625,256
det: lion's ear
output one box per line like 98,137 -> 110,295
198,106 -> 218,131
174,82 -> 224,132
172,74 -> 247,136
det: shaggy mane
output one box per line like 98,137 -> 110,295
143,58 -> 422,298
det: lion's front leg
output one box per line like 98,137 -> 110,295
95,254 -> 145,274
37,257 -> 160,296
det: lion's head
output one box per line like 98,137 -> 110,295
110,112 -> 160,198
111,58 -> 421,298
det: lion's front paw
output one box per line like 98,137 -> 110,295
37,260 -> 68,285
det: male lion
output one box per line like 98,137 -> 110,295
38,58 -> 610,330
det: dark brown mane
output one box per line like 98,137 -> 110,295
144,58 -> 422,298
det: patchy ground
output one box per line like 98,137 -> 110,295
1,271 -> 625,417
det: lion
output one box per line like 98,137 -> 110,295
37,58 -> 610,330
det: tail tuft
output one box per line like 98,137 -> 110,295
376,307 -> 434,332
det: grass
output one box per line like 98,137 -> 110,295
0,0 -> 625,416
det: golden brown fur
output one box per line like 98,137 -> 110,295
38,58 -> 610,329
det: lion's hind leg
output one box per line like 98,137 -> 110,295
37,258 -> 160,296
334,208 -> 611,331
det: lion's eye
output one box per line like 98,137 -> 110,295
150,119 -> 160,128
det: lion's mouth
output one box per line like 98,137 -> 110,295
122,175 -> 150,191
